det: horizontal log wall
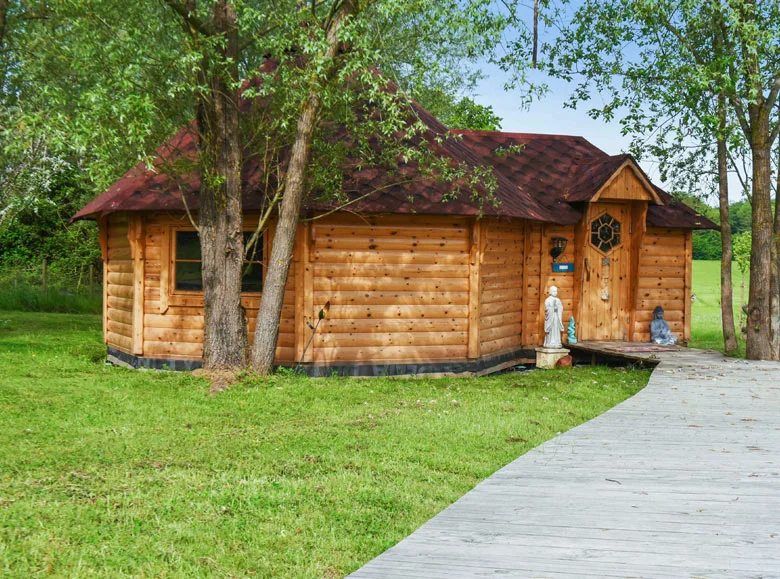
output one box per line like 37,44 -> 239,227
631,227 -> 688,342
105,214 -> 134,354
139,214 -> 295,362
523,223 -> 543,347
311,214 -> 471,364
543,225 -> 576,344
480,219 -> 524,356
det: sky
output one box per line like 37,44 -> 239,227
474,64 -> 631,153
464,3 -> 745,207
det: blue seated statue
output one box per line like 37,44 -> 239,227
650,306 -> 677,345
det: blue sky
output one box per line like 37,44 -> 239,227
474,63 -> 630,148
463,1 -> 744,207
471,60 -> 746,206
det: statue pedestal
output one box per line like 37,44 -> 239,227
535,347 -> 570,369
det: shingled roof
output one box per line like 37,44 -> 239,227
72,102 -> 560,224
74,99 -> 717,230
457,130 -> 716,230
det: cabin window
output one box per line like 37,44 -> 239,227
590,213 -> 621,253
174,230 -> 263,292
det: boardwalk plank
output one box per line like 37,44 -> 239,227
348,348 -> 780,578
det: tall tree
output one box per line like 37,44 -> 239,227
4,0 -> 506,373
248,0 -> 505,373
530,0 -> 780,359
162,0 -> 249,369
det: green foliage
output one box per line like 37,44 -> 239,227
690,260 -> 746,356
0,311 -> 648,577
439,96 -> 503,131
1,0 -> 513,308
679,198 -> 752,260
693,230 -> 722,260
528,0 -> 780,207
0,159 -> 101,295
733,231 -> 752,276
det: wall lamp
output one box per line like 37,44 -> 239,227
550,237 -> 568,262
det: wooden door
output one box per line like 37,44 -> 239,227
578,202 -> 632,341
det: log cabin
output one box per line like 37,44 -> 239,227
73,104 -> 717,375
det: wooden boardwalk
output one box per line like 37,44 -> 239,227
349,348 -> 780,578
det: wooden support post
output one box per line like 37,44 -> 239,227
627,202 -> 648,341
130,215 -> 145,356
538,224 -> 549,343
521,222 -> 531,347
99,218 -> 108,343
684,229 -> 693,344
572,216 -> 587,339
467,219 -> 484,359
303,225 -> 314,362
41,258 -> 48,292
294,224 -> 313,363
159,225 -> 170,314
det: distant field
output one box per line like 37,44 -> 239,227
690,259 -> 747,354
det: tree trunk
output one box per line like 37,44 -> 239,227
770,143 -> 780,359
745,113 -> 773,360
0,0 -> 8,51
717,94 -> 737,354
251,4 -> 351,374
197,0 -> 249,370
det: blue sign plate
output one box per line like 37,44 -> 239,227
553,262 -> 575,273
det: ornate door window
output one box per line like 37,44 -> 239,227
590,213 -> 622,254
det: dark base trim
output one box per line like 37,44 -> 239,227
107,348 -> 203,371
299,349 -> 536,377
106,347 -> 535,377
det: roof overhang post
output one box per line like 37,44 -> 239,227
129,214 -> 145,357
468,219 -> 485,359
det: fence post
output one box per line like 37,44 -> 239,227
89,265 -> 95,295
42,258 -> 48,292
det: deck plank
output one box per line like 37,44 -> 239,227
348,348 -> 780,578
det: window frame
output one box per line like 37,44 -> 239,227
168,225 -> 266,296
589,212 -> 622,255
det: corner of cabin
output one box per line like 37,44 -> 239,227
632,226 -> 691,343
103,213 -> 136,357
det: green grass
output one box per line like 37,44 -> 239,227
0,312 -> 649,578
0,283 -> 102,314
691,259 -> 747,354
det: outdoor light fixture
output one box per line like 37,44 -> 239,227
550,237 -> 568,262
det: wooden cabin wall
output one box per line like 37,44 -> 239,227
542,224 -> 577,344
594,166 -> 656,202
310,214 -> 471,364
132,214 -> 296,362
631,227 -> 690,342
522,223 -> 544,347
104,214 -> 134,354
479,219 -> 525,356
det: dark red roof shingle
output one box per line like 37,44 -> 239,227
457,130 -> 716,230
73,99 -> 717,230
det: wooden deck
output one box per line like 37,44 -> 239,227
348,348 -> 780,578
568,340 -> 682,365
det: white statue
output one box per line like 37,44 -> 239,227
543,285 -> 564,348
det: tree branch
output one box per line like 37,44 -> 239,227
162,0 -> 211,36
766,73 -> 780,111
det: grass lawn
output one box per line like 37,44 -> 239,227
0,312 -> 649,578
690,259 -> 747,354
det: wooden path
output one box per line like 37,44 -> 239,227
349,348 -> 780,578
